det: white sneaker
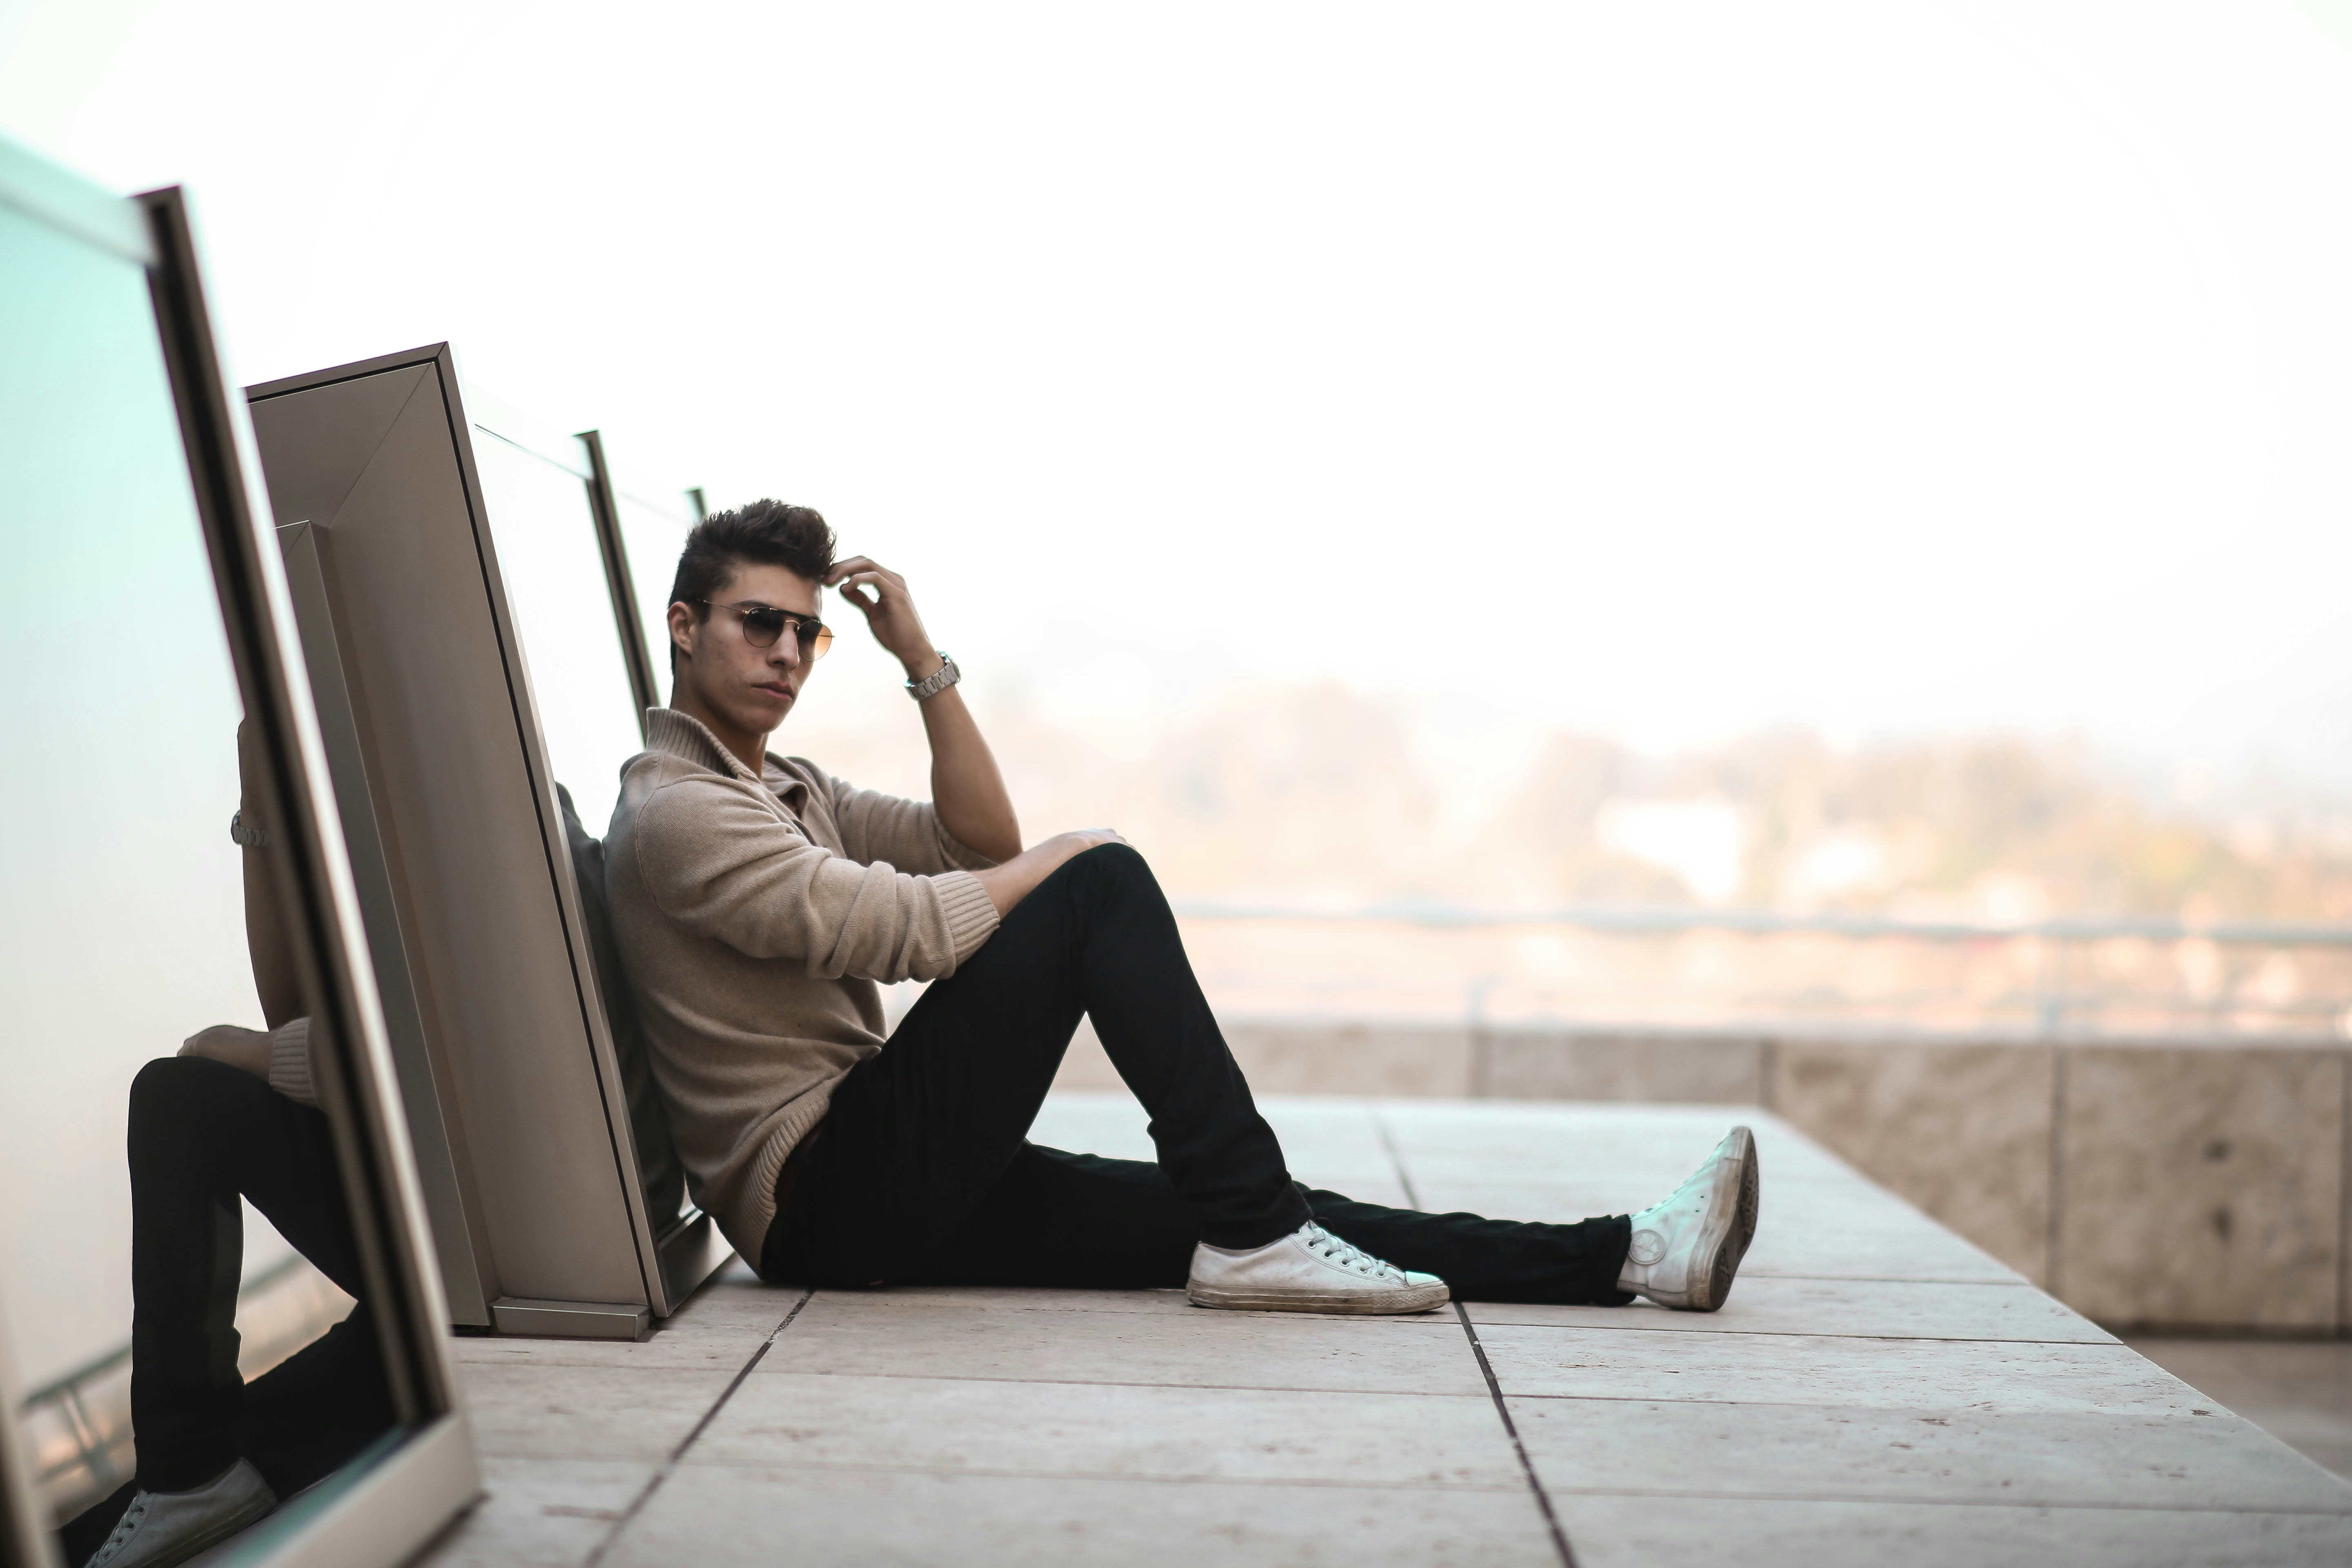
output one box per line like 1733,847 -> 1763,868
1617,1125 -> 1762,1312
87,1458 -> 275,1568
1188,1221 -> 1450,1314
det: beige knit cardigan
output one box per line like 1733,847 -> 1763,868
602,709 -> 1002,1260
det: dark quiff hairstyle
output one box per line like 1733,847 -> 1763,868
665,499 -> 837,671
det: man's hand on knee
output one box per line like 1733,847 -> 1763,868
973,829 -> 1129,916
179,1024 -> 273,1081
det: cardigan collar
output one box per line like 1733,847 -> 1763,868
641,708 -> 810,808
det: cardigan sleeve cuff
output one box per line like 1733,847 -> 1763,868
267,1016 -> 321,1108
931,870 -> 1001,964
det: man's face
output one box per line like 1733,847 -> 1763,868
669,561 -> 822,739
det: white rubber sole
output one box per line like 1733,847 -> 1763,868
1186,1279 -> 1452,1314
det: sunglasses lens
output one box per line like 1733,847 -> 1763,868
740,608 -> 786,647
807,624 -> 834,660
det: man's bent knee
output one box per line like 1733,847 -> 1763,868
128,1054 -> 276,1138
1066,840 -> 1152,885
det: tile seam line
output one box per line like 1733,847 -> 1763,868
1481,1390 -> 2277,1419
584,1286 -> 816,1566
1530,1485 -> 2352,1517
787,1303 -> 1471,1325
739,1369 -> 1494,1396
1739,1272 -> 2031,1285
1460,1324 -> 2121,1347
1455,1302 -> 1579,1568
1372,1106 -> 1579,1568
1656,1278 -> 2041,1288
742,1372 -> 1504,1400
659,1459 -> 1532,1492
1502,1391 -> 2203,1415
1471,1324 -> 2149,1350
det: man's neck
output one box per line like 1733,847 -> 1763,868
668,688 -> 771,777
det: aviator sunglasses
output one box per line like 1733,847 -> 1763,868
695,599 -> 835,659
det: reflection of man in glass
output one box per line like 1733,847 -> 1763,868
75,725 -> 392,1568
606,501 -> 1762,1315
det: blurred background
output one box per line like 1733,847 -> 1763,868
7,0 -> 2352,1468
10,0 -> 2351,1035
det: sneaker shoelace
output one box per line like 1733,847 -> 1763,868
1646,1152 -> 1723,1222
91,1492 -> 152,1567
1301,1222 -> 1405,1282
1630,1154 -> 1722,1252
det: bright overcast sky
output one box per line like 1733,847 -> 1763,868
7,0 -> 2352,789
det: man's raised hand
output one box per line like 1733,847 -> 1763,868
972,829 -> 1131,917
825,556 -> 938,675
180,1023 -> 273,1081
1045,829 -> 1129,861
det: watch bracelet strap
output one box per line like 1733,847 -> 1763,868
906,653 -> 960,702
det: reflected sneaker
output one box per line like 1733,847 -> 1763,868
87,1459 -> 275,1568
1617,1125 -> 1762,1312
1188,1221 -> 1450,1314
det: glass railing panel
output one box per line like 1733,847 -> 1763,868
0,194 -> 400,1543
470,428 -> 644,836
613,488 -> 697,701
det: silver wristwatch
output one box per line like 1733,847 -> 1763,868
906,653 -> 960,702
228,808 -> 269,848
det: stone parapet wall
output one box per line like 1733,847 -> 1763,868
1053,1019 -> 2352,1333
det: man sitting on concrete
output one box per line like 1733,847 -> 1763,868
605,501 -> 1760,1314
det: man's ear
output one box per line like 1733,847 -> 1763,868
666,600 -> 697,666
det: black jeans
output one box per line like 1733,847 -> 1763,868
762,844 -> 1631,1303
127,1056 -> 394,1496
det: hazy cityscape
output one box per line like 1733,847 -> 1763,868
785,660 -> 2352,1038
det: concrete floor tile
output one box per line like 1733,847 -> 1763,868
602,1464 -> 1564,1568
1027,1092 -> 1157,1161
694,1372 -> 1526,1488
1477,1325 -> 2196,1414
452,1360 -> 741,1460
434,1102 -> 2349,1564
1465,1276 -> 2114,1343
758,1293 -> 1488,1394
413,1457 -> 652,1568
1549,1493 -> 2352,1568
1261,1094 -> 1398,1146
1512,1397 -> 2352,1511
1734,1210 -> 2025,1284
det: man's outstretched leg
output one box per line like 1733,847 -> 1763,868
901,1127 -> 1759,1312
1306,1125 -> 1761,1311
766,843 -> 1445,1312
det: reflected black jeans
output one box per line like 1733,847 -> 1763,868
127,1056 -> 393,1496
761,844 -> 1632,1303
